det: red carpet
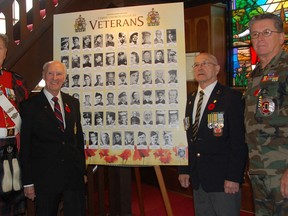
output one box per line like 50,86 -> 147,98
93,183 -> 255,216
131,184 -> 254,216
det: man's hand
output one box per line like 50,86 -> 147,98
281,170 -> 288,198
24,186 -> 36,201
178,174 -> 190,188
224,180 -> 239,194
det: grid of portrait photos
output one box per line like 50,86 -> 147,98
60,29 -> 183,153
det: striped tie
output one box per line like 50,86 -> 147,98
52,97 -> 64,132
192,91 -> 204,141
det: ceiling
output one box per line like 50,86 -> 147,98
0,0 -> 228,9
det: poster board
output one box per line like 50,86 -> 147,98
186,52 -> 199,81
53,2 -> 188,165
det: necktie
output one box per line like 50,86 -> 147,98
52,97 -> 64,132
192,90 -> 204,141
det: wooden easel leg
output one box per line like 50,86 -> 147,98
97,166 -> 105,216
134,167 -> 145,216
154,166 -> 173,216
87,165 -> 95,216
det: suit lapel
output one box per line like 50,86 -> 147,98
61,92 -> 72,132
38,90 -> 60,127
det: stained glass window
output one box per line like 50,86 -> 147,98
230,0 -> 288,87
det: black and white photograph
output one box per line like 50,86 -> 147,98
168,89 -> 178,104
106,72 -> 116,86
141,31 -> 152,45
61,37 -> 69,50
106,33 -> 115,47
89,132 -> 98,148
137,131 -> 147,146
156,110 -> 166,125
83,112 -> 92,126
154,30 -> 164,44
131,91 -> 140,105
83,35 -> 92,49
71,54 -> 80,68
155,70 -> 165,84
166,29 -> 176,43
82,54 -> 92,68
150,131 -> 160,146
131,111 -> 140,125
106,52 -> 115,66
118,72 -> 127,85
94,74 -> 104,86
118,111 -> 128,126
118,32 -> 127,46
168,49 -> 177,63
143,110 -> 153,125
118,52 -> 127,66
94,53 -> 103,67
125,131 -> 134,146
130,51 -> 140,65
168,110 -> 179,126
113,132 -> 122,146
83,74 -> 92,87
83,94 -> 92,107
154,50 -> 164,64
142,50 -> 152,64
71,74 -> 80,88
118,92 -> 128,105
61,56 -> 69,69
106,92 -> 115,106
94,92 -> 104,106
142,70 -> 152,85
168,69 -> 178,83
100,132 -> 110,146
163,131 -> 173,146
129,32 -> 138,45
72,36 -> 80,49
106,112 -> 116,126
143,90 -> 153,105
155,90 -> 165,104
130,71 -> 139,85
94,34 -> 103,48
94,112 -> 104,126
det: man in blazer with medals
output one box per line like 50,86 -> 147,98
178,53 -> 247,216
19,61 -> 86,216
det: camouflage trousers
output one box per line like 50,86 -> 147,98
250,174 -> 288,216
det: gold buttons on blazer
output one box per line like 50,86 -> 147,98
197,153 -> 201,157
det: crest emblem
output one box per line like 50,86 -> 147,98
74,15 -> 86,32
147,8 -> 160,26
258,97 -> 275,116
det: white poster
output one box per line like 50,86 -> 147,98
54,2 -> 188,165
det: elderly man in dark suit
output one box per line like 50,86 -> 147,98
19,61 -> 86,216
178,53 -> 247,216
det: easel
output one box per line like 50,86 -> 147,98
86,165 -> 173,216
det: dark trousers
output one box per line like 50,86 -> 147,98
108,167 -> 132,216
193,185 -> 241,216
35,189 -> 85,216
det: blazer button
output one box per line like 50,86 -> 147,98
196,153 -> 200,157
62,141 -> 65,145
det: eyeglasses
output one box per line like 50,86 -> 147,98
250,29 -> 281,39
192,62 -> 217,69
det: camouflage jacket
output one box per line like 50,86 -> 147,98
244,50 -> 288,175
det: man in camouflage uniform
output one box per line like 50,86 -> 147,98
244,13 -> 288,215
0,34 -> 28,215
